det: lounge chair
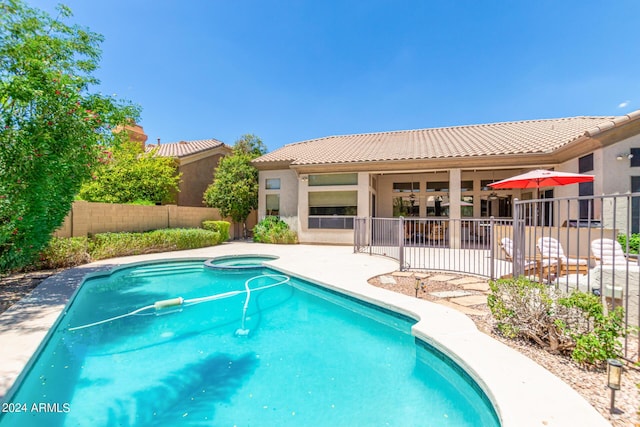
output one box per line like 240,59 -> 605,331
536,236 -> 589,276
500,237 -> 551,278
590,238 -> 629,265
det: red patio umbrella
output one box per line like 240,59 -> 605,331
488,170 -> 594,224
488,169 -> 594,190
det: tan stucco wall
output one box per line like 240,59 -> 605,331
176,153 -> 225,207
601,133 -> 640,194
258,169 -> 299,230
554,134 -> 640,229
54,201 -> 254,240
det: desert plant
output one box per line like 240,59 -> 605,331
253,216 -> 298,244
488,277 -> 625,365
202,220 -> 230,242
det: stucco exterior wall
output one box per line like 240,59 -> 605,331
601,133 -> 640,194
257,169 -> 299,230
176,153 -> 225,207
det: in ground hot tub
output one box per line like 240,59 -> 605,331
204,254 -> 279,270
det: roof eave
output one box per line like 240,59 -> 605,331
287,153 -> 558,174
252,159 -> 295,170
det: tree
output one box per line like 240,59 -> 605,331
78,141 -> 181,204
203,134 -> 266,237
233,133 -> 267,158
0,0 -> 138,272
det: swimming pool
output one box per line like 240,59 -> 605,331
0,259 -> 500,426
204,254 -> 278,270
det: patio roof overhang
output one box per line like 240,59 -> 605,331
285,154 -> 558,175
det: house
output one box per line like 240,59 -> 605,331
145,138 -> 232,207
253,110 -> 640,244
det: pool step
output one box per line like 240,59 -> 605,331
129,263 -> 204,277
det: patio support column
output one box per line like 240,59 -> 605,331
356,172 -> 371,244
449,168 -> 462,249
356,172 -> 370,217
298,174 -> 309,237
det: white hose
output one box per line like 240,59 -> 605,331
68,274 -> 290,331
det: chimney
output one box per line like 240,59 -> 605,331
113,122 -> 148,151
157,138 -> 161,145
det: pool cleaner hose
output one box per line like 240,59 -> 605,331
68,274 -> 290,331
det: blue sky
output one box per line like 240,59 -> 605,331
30,1 -> 640,152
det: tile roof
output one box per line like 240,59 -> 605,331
254,112 -> 640,167
145,139 -> 228,158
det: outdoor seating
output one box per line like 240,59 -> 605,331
590,238 -> 629,265
500,237 -> 552,278
428,222 -> 446,241
536,237 -> 589,276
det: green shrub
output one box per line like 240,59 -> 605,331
488,277 -> 625,366
89,229 -> 221,260
38,237 -> 90,269
253,216 -> 298,244
202,220 -> 231,242
558,292 -> 624,365
618,233 -> 640,254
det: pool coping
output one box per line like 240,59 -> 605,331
0,242 -> 609,426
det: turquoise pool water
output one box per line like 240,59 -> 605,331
0,260 -> 500,426
204,254 -> 278,269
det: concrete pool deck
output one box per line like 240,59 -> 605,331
0,242 -> 609,426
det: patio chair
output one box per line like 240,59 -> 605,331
499,237 -> 550,278
428,222 -> 446,242
536,236 -> 589,276
590,238 -> 629,265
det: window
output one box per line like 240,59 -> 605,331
392,182 -> 420,192
461,196 -> 473,217
425,196 -> 446,217
308,173 -> 357,186
308,191 -> 357,229
480,180 -> 494,191
266,194 -> 280,216
632,177 -> 640,233
392,196 -> 419,217
426,181 -> 449,192
632,148 -> 640,167
460,181 -> 474,192
578,154 -> 594,173
579,181 -> 594,219
308,191 -> 357,216
265,178 -> 281,190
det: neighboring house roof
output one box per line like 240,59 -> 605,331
254,111 -> 640,168
145,139 -> 229,158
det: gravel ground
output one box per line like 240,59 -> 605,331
2,269 -> 639,425
368,272 -> 640,427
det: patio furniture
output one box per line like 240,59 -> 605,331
536,236 -> 589,276
591,238 -> 629,265
591,264 -> 639,319
428,222 -> 446,242
499,237 -> 552,278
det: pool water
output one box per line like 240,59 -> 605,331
0,261 -> 500,426
204,254 -> 278,269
